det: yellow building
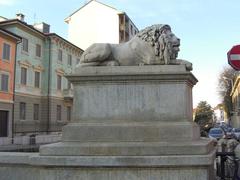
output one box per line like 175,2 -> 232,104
230,75 -> 240,127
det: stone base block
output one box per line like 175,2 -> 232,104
62,121 -> 200,142
0,151 -> 215,180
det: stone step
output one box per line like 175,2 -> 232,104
40,139 -> 214,156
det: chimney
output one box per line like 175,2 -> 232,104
16,13 -> 25,21
33,22 -> 50,33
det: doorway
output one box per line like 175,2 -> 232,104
0,111 -> 8,137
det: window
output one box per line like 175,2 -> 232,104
130,25 -> 133,35
68,54 -> 72,66
57,105 -> 61,121
0,74 -> 9,92
20,102 -> 26,120
33,104 -> 39,120
67,106 -> 71,121
2,43 -> 11,60
34,71 -> 40,88
22,38 -> 28,52
36,44 -> 41,57
120,15 -> 124,24
58,49 -> 62,62
76,58 -> 80,64
21,67 -> 27,85
57,75 -> 62,90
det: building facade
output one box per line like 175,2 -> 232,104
45,33 -> 82,132
0,15 -> 83,144
231,75 -> 240,128
0,28 -> 21,144
65,0 -> 138,50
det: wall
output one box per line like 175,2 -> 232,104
67,1 -> 119,50
12,26 -> 47,96
231,76 -> 240,128
49,37 -> 80,97
0,31 -> 18,143
0,31 -> 17,102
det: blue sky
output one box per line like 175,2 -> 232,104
1,0 -> 240,108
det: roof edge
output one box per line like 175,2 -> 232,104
0,28 -> 22,43
65,0 -> 120,22
0,19 -> 46,37
46,33 -> 83,52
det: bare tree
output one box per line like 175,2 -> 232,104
217,65 -> 237,118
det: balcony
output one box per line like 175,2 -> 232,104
63,89 -> 73,101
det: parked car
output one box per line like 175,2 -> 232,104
220,123 -> 232,131
231,128 -> 240,141
208,128 -> 225,140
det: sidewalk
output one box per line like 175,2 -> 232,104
0,144 -> 40,152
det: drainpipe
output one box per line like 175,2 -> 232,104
12,40 -> 21,144
46,37 -> 51,134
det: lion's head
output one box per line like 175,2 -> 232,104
137,24 -> 180,62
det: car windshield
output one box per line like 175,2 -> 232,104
210,129 -> 222,134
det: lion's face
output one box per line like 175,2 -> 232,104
164,30 -> 180,59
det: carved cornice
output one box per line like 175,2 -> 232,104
33,65 -> 44,72
49,36 -> 83,56
55,68 -> 65,75
18,60 -> 32,68
67,65 -> 198,87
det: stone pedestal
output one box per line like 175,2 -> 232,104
39,65 -> 215,179
41,65 -> 213,155
0,65 -> 215,180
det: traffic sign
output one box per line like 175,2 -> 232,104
228,45 -> 240,70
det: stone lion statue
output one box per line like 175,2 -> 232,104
77,24 -> 192,70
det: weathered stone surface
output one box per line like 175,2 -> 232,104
40,139 -> 214,156
39,65 -> 204,157
0,151 -> 215,180
61,122 -> 200,142
0,151 -> 215,167
68,65 -> 197,123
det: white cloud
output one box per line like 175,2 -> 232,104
0,0 -> 16,6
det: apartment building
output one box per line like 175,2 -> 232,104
65,0 -> 139,50
231,75 -> 240,128
0,14 -> 83,144
0,28 -> 21,144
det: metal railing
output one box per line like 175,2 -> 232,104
216,151 -> 240,179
